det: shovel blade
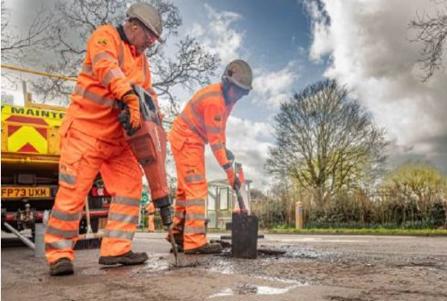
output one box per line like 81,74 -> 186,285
231,213 -> 258,259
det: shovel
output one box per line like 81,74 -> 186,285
231,183 -> 259,259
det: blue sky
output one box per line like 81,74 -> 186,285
3,0 -> 446,190
168,0 -> 328,188
169,0 -> 447,189
174,0 -> 328,123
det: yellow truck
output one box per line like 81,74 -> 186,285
1,100 -> 109,239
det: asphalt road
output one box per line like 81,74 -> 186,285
2,232 -> 447,300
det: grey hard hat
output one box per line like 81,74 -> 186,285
222,59 -> 253,90
127,2 -> 162,39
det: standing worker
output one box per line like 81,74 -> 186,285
44,3 -> 163,276
146,201 -> 156,232
169,60 -> 253,254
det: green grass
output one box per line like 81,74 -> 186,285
269,227 -> 447,236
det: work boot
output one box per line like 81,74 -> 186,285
184,242 -> 223,255
98,251 -> 148,266
49,258 -> 74,276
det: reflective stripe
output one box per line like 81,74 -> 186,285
59,172 -> 76,185
180,90 -> 223,143
211,143 -> 224,152
222,163 -> 232,171
107,212 -> 139,225
190,103 -> 206,128
184,225 -> 206,234
74,84 -> 115,107
174,211 -> 185,219
92,51 -> 118,66
46,225 -> 78,239
205,125 -> 222,134
179,113 -> 208,142
45,240 -> 73,250
184,174 -> 205,183
103,229 -> 134,240
82,63 -> 93,75
175,199 -> 187,207
185,212 -> 206,221
51,209 -> 81,222
175,199 -> 206,207
102,67 -> 125,87
191,91 -> 222,107
112,196 -> 140,207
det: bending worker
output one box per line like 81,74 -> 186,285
169,60 -> 253,254
44,3 -> 163,276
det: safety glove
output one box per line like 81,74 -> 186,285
121,92 -> 141,130
225,148 -> 235,162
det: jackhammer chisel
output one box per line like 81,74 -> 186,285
118,86 -> 178,265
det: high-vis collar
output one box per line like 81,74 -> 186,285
116,25 -> 138,57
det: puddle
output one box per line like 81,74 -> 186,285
80,267 -> 107,276
208,258 -> 235,275
143,257 -> 170,271
209,288 -> 233,298
208,283 -> 301,298
281,246 -> 333,259
256,275 -> 308,285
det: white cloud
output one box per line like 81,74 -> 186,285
307,0 -> 447,173
205,116 -> 274,191
252,62 -> 298,108
189,4 -> 244,63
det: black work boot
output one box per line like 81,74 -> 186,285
49,258 -> 74,276
184,242 -> 223,255
98,251 -> 148,266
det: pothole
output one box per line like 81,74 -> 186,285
208,282 -> 304,298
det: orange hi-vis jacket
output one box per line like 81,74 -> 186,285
67,24 -> 157,140
172,83 -> 234,171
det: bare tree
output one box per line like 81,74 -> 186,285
410,1 -> 447,81
266,80 -> 388,209
3,0 -> 219,114
1,0 -> 53,61
1,0 -> 55,87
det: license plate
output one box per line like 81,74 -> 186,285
1,186 -> 51,199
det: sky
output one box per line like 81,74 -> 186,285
173,0 -> 447,190
3,0 -> 447,191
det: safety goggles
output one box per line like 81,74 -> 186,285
141,25 -> 158,44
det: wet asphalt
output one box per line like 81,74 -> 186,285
2,232 -> 447,300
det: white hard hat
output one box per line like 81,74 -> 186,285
127,2 -> 162,39
222,59 -> 253,91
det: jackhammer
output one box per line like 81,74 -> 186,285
118,86 -> 178,264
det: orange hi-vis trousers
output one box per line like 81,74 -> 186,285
44,125 -> 142,264
169,130 -> 208,251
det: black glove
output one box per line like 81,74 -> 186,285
118,104 -> 138,136
225,148 -> 235,162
